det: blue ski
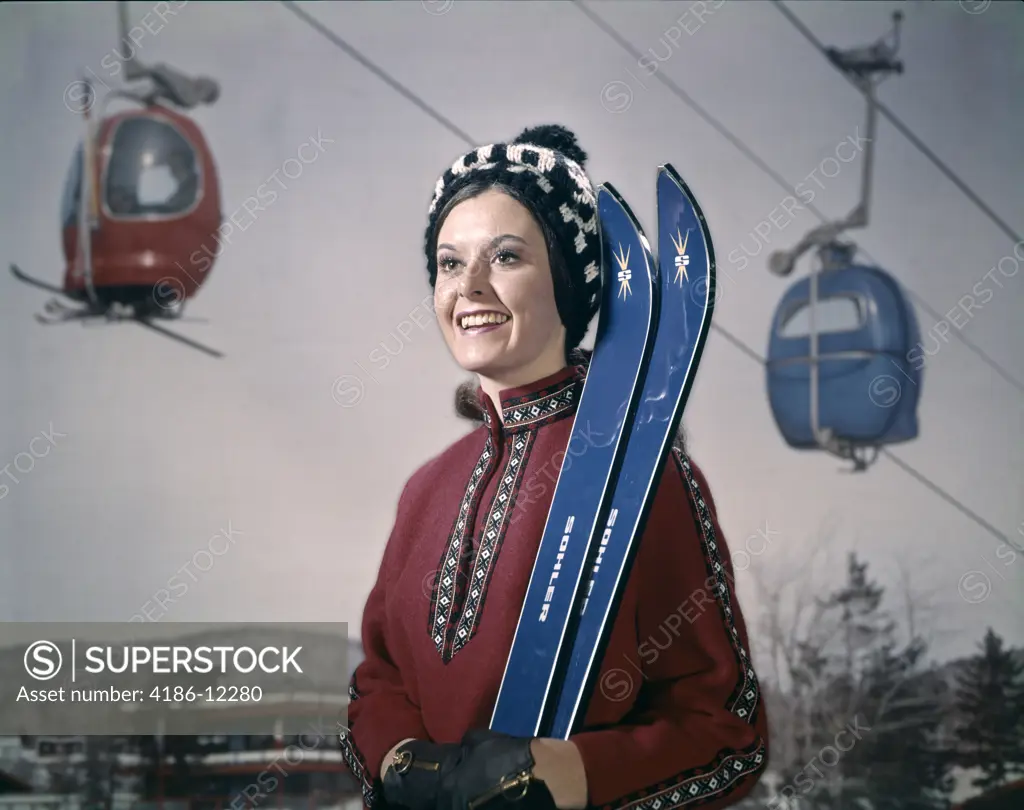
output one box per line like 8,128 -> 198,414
490,183 -> 659,737
546,164 -> 716,738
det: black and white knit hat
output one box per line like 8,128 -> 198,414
424,125 -> 602,353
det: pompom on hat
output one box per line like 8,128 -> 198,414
424,125 -> 602,353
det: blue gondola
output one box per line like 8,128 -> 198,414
764,11 -> 920,471
767,248 -> 922,451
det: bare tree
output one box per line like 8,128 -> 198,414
748,528 -> 953,809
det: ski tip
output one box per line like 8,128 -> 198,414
656,164 -> 712,234
596,181 -> 624,207
655,165 -> 717,295
596,183 -> 647,242
657,164 -> 692,199
656,163 -> 678,180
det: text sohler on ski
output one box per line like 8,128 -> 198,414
539,515 -> 576,622
580,508 -> 620,614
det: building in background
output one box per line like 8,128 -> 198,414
0,730 -> 361,810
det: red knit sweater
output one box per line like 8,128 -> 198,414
340,366 -> 768,810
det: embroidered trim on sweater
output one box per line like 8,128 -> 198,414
428,437 -> 496,656
600,451 -> 765,810
673,450 -> 760,723
428,372 -> 579,662
338,675 -> 377,808
452,430 -> 536,656
429,430 -> 536,662
599,740 -> 767,810
501,374 -> 579,432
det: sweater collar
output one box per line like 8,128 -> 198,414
480,365 -> 584,434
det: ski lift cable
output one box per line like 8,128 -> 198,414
279,1 -> 476,145
707,328 -> 1019,555
731,340 -> 1020,556
770,0 -> 1023,249
278,0 -> 1018,552
571,0 -> 1024,396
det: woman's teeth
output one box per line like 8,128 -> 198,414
459,313 -> 510,329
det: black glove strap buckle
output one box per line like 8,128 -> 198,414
392,749 -> 441,776
468,770 -> 533,809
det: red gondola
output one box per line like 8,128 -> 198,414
11,2 -> 224,357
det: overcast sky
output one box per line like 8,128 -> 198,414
0,0 -> 1020,666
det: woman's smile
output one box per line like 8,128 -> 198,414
456,310 -> 512,336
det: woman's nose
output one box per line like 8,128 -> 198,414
458,259 -> 489,297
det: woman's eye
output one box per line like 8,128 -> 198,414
438,257 -> 459,273
494,249 -> 519,265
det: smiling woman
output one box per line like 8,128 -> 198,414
338,125 -> 768,810
433,188 -> 569,406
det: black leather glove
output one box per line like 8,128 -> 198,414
436,729 -> 557,810
381,738 -> 462,810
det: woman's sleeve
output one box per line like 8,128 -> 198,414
339,482 -> 431,809
569,451 -> 769,810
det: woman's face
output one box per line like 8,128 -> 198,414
434,189 -> 566,386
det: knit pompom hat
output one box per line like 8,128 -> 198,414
424,125 -> 602,353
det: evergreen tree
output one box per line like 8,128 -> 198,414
954,627 -> 1024,792
848,634 -> 954,809
786,553 -> 952,809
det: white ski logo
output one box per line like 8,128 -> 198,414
672,228 -> 690,285
614,244 -> 633,300
539,515 -> 575,622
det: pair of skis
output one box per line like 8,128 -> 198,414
490,164 -> 716,739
